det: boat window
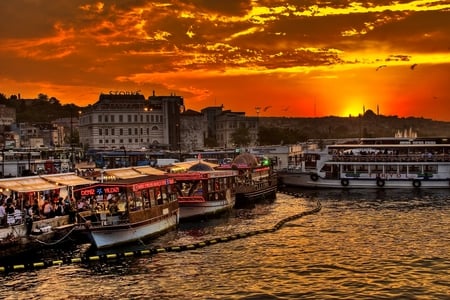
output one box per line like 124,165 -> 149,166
409,165 -> 421,174
160,185 -> 168,203
148,189 -> 157,207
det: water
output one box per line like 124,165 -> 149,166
1,188 -> 450,299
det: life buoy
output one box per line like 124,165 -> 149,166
310,173 -> 319,181
413,179 -> 421,188
341,179 -> 349,187
376,178 -> 385,187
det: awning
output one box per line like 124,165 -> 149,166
168,160 -> 219,172
132,166 -> 166,176
103,168 -> 147,179
42,173 -> 97,186
0,176 -> 58,193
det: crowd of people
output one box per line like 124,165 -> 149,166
0,193 -> 75,228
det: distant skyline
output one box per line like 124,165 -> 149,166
1,1 -> 449,121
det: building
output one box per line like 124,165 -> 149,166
0,105 -> 16,126
215,109 -> 259,148
79,91 -> 184,151
180,109 -> 208,152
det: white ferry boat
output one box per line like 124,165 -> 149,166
278,137 -> 450,189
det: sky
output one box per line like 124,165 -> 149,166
1,1 -> 450,121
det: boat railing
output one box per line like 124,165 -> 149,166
178,196 -> 205,203
331,154 -> 450,163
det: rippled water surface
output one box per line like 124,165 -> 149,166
1,188 -> 450,299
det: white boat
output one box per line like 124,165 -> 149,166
278,137 -> 450,189
74,167 -> 179,249
167,161 -> 238,220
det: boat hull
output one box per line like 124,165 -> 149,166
86,212 -> 179,249
279,171 -> 450,189
179,198 -> 235,220
235,185 -> 277,208
0,216 -> 74,257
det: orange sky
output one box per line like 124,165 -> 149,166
1,1 -> 450,121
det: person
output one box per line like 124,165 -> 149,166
42,199 -> 54,218
6,202 -> 15,225
14,206 -> 23,224
55,198 -> 65,216
0,200 -> 6,227
108,198 -> 119,214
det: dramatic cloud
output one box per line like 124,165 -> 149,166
1,0 -> 449,120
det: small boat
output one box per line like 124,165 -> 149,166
167,161 -> 238,220
278,137 -> 450,189
74,167 -> 179,249
218,153 -> 277,208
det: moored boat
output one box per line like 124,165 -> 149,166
218,153 -> 277,208
167,161 -> 238,220
278,137 -> 450,189
74,167 -> 179,249
0,173 -> 95,257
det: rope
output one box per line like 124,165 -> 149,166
32,225 -> 77,246
0,198 -> 321,273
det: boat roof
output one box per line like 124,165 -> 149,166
0,173 -> 96,193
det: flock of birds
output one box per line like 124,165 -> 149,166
376,63 -> 418,71
255,62 -> 424,115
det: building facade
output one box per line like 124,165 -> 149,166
215,109 -> 259,148
79,91 -> 184,151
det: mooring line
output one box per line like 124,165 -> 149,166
0,199 -> 321,274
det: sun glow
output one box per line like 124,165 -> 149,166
340,100 -> 365,118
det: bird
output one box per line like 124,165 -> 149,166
410,63 -> 418,70
376,65 -> 387,71
263,106 -> 272,112
282,106 -> 290,112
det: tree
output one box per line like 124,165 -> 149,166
38,93 -> 48,101
231,126 -> 251,147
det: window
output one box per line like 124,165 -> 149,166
128,115 -> 132,122
119,115 -> 123,122
119,128 -> 123,135
99,128 -> 102,135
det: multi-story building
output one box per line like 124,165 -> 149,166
79,91 -> 184,151
215,109 -> 259,148
180,109 -> 208,151
0,105 -> 16,126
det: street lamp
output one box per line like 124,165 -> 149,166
255,106 -> 261,145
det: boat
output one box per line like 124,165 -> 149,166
278,137 -> 450,189
167,161 -> 238,220
74,167 -> 179,249
0,173 -> 96,257
217,153 -> 278,208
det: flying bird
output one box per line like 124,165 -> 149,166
263,106 -> 272,112
410,63 -> 418,70
376,65 -> 387,71
282,106 -> 290,112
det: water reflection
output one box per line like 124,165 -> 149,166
1,189 -> 450,299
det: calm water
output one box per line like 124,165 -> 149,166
1,188 -> 450,299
